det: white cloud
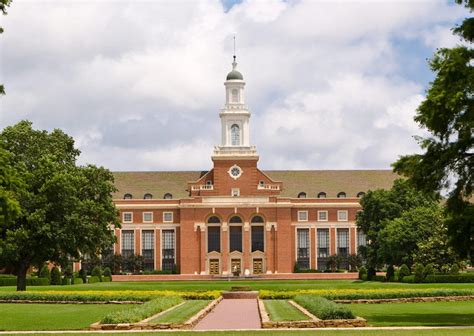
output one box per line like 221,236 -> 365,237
0,0 -> 467,171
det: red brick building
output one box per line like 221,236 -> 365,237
110,58 -> 397,275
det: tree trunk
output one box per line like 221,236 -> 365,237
16,262 -> 29,291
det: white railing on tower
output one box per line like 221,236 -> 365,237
191,185 -> 214,191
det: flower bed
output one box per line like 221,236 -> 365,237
259,288 -> 474,300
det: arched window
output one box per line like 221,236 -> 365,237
231,124 -> 240,146
144,193 -> 153,199
297,192 -> 307,199
207,216 -> 221,224
337,192 -> 347,198
123,193 -> 133,199
229,216 -> 243,223
251,215 -> 264,223
317,192 -> 327,198
163,193 -> 173,199
357,191 -> 366,198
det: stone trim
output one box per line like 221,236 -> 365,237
288,300 -> 319,321
140,301 -> 186,323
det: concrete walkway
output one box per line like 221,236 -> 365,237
193,299 -> 261,330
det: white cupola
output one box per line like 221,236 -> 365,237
212,56 -> 258,159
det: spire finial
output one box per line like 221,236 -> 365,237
232,35 -> 237,70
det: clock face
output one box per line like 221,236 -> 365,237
228,164 -> 243,180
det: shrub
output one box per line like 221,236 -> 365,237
91,266 -> 103,282
386,265 -> 395,281
402,275 -> 415,283
78,269 -> 87,283
348,254 -> 362,272
50,267 -> 62,285
61,277 -> 71,285
398,264 -> 410,281
26,277 -> 50,286
88,276 -> 100,284
102,276 -> 112,282
103,267 -> 112,277
450,263 -> 460,274
358,266 -> 367,280
293,295 -> 355,320
367,267 -> 376,280
414,263 -> 425,283
0,277 -> 17,286
371,275 -> 385,282
101,296 -> 183,324
39,265 -> 51,283
73,278 -> 84,285
423,263 -> 436,278
424,274 -> 474,283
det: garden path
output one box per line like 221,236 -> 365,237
193,298 -> 261,330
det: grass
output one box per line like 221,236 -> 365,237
150,300 -> 210,324
0,303 -> 136,330
3,330 -> 474,336
1,279 -> 473,292
350,300 -> 474,326
263,300 -> 309,321
293,295 -> 354,320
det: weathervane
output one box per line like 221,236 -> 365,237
232,35 -> 237,69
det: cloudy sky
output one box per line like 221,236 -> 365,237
0,0 -> 467,171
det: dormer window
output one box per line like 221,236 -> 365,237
357,192 -> 366,198
144,193 -> 153,199
164,193 -> 173,200
297,192 -> 307,199
231,124 -> 240,146
124,193 -> 133,200
317,192 -> 327,198
337,192 -> 347,198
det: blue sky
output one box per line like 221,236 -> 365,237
0,0 -> 468,171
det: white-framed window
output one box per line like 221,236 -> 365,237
143,212 -> 153,223
231,89 -> 239,102
297,210 -> 308,222
123,212 -> 133,223
163,211 -> 173,223
231,124 -> 240,146
318,210 -> 328,221
231,188 -> 240,197
337,210 -> 348,221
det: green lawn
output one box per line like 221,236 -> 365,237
351,301 -> 474,326
3,330 -> 474,336
1,279 -> 473,292
150,300 -> 210,324
0,303 -> 136,330
263,300 -> 308,321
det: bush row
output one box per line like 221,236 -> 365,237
293,295 -> 354,320
259,288 -> 474,300
402,274 -> 474,283
100,296 -> 183,324
0,277 -> 51,286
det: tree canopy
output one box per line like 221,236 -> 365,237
393,0 -> 474,262
0,121 -> 120,290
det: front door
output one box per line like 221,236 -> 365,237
209,259 -> 220,275
231,258 -> 241,275
253,258 -> 263,274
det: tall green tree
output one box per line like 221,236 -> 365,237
393,0 -> 474,262
0,121 -> 120,290
356,179 -> 435,269
0,0 -> 12,95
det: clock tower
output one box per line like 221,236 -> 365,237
188,56 -> 282,197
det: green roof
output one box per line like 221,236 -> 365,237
226,70 -> 243,80
112,170 -> 398,200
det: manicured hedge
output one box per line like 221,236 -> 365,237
88,276 -> 100,284
73,278 -> 84,285
0,277 -> 50,286
102,276 -> 112,282
100,296 -> 183,324
424,274 -> 474,283
293,295 -> 354,320
401,275 -> 415,283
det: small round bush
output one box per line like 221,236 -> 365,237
450,263 -> 460,274
91,266 -> 103,281
398,264 -> 410,281
386,265 -> 395,281
414,263 -> 425,283
50,266 -> 62,285
358,266 -> 367,280
103,267 -> 112,277
39,265 -> 51,283
423,263 -> 436,278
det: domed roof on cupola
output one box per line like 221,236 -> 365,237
226,56 -> 243,80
